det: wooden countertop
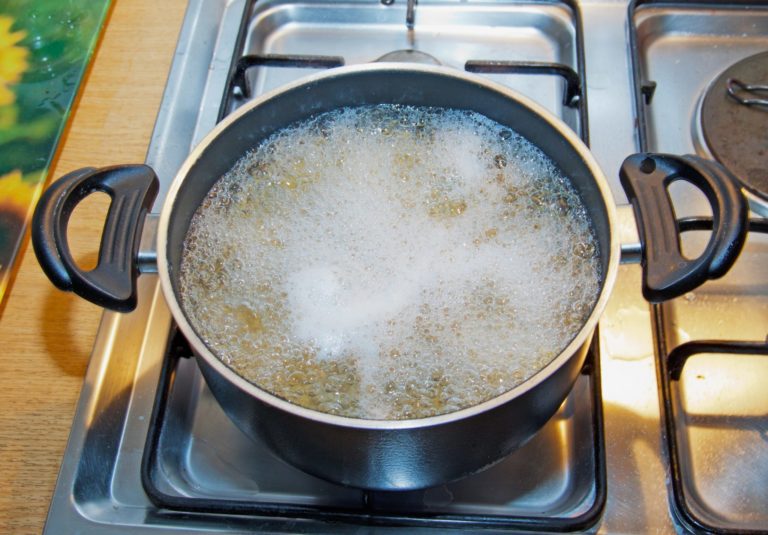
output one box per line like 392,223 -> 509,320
0,1 -> 188,532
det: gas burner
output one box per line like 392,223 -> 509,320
375,49 -> 442,65
695,51 -> 768,216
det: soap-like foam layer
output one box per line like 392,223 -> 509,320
179,105 -> 601,420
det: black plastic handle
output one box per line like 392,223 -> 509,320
619,153 -> 748,302
32,165 -> 159,312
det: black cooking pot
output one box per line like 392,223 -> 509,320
31,64 -> 748,490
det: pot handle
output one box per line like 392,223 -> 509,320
619,153 -> 747,302
31,165 -> 159,312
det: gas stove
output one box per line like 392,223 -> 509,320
44,0 -> 768,533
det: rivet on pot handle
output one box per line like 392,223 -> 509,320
32,165 -> 159,312
619,153 -> 748,302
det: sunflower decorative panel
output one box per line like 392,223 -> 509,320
0,0 -> 111,309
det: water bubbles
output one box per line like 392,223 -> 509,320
178,104 -> 601,420
574,241 -> 596,259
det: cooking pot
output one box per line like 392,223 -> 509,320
31,64 -> 748,490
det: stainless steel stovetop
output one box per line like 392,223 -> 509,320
44,1 -> 768,533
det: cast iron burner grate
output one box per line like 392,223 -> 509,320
140,328 -> 606,532
628,1 -> 768,532
652,306 -> 768,535
219,0 -> 591,142
140,1 -> 605,530
647,207 -> 768,534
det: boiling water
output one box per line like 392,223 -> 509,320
179,105 -> 601,420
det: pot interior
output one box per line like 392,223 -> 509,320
162,65 -> 615,411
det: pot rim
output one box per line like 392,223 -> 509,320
157,62 -> 620,430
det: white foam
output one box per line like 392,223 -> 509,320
179,105 -> 601,420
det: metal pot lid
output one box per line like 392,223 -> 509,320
700,51 -> 768,205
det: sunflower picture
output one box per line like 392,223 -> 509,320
0,16 -> 28,106
0,1 -> 111,307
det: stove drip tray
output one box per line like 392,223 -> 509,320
141,329 -> 606,532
